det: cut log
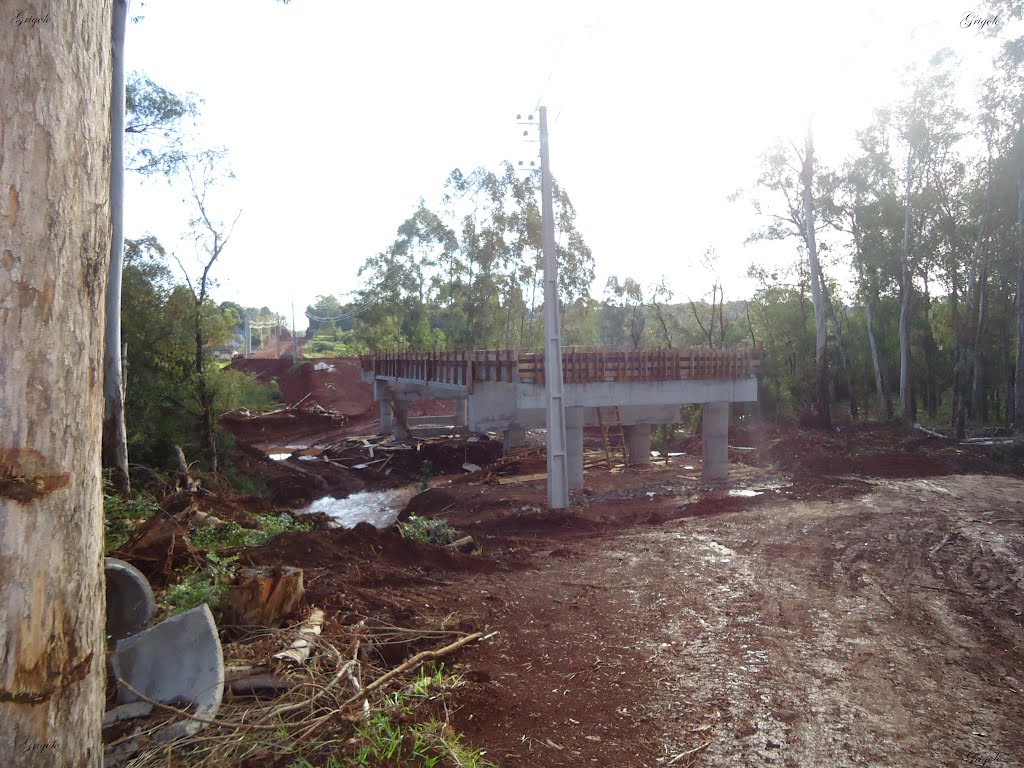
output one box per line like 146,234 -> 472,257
225,566 -> 304,627
273,607 -> 325,666
445,535 -> 477,553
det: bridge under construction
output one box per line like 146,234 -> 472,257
362,347 -> 761,488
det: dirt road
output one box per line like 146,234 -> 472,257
438,473 -> 1023,767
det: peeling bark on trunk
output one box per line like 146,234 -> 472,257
102,0 -> 130,496
0,3 -> 112,765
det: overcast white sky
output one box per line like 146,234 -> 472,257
124,0 -> 1008,323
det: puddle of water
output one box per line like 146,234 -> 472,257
268,453 -> 291,461
300,487 -> 417,529
728,489 -> 763,498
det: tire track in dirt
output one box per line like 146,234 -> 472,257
451,475 -> 1024,767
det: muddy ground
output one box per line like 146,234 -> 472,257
229,421 -> 1024,767
126,357 -> 1024,766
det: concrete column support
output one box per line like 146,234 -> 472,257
624,423 -> 652,465
502,425 -> 527,454
454,397 -> 468,427
379,400 -> 393,433
702,401 -> 730,482
566,407 -> 584,490
391,400 -> 410,441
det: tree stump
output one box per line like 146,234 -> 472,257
225,566 -> 304,627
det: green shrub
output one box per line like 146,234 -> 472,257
160,552 -> 237,615
399,515 -> 459,546
103,477 -> 159,555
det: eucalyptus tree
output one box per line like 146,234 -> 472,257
2,3 -> 111,762
747,135 -> 832,426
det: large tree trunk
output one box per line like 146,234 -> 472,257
822,279 -> 856,420
102,0 -> 130,496
1002,284 -> 1015,425
0,3 -> 112,765
973,267 -> 989,422
865,297 -> 888,420
1015,163 -> 1024,430
802,126 -> 830,429
922,270 -> 939,418
898,148 -> 914,421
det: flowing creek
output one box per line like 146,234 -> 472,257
300,487 -> 418,530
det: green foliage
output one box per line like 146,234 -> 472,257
304,331 -> 361,357
350,713 -> 494,768
125,71 -> 201,177
399,515 -> 458,546
160,552 -> 237,615
350,167 -> 595,352
103,476 -> 160,555
121,236 -> 277,470
189,514 -> 311,552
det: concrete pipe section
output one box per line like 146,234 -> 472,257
104,557 -> 156,641
111,603 -> 225,743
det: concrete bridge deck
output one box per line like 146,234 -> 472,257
362,348 -> 761,486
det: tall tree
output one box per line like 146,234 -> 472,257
104,0 -> 131,495
1,3 -> 111,764
802,123 -> 830,427
172,149 -> 241,472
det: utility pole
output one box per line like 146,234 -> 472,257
539,106 -> 569,509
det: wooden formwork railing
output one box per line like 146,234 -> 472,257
361,347 -> 762,391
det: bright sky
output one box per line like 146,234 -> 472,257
124,0 -> 1008,323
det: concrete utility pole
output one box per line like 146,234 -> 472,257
539,106 -> 569,509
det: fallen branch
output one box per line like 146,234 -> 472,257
273,608 -> 325,665
343,632 -> 485,707
913,423 -> 950,440
265,659 -> 357,719
116,678 -> 285,733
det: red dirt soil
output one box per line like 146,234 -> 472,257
176,356 -> 1024,767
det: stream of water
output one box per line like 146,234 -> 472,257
299,487 -> 418,529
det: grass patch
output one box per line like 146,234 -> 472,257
189,513 -> 312,551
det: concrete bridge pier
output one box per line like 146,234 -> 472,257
624,423 -> 652,465
567,407 -> 584,490
702,401 -> 730,482
380,400 -> 393,433
454,398 -> 468,428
